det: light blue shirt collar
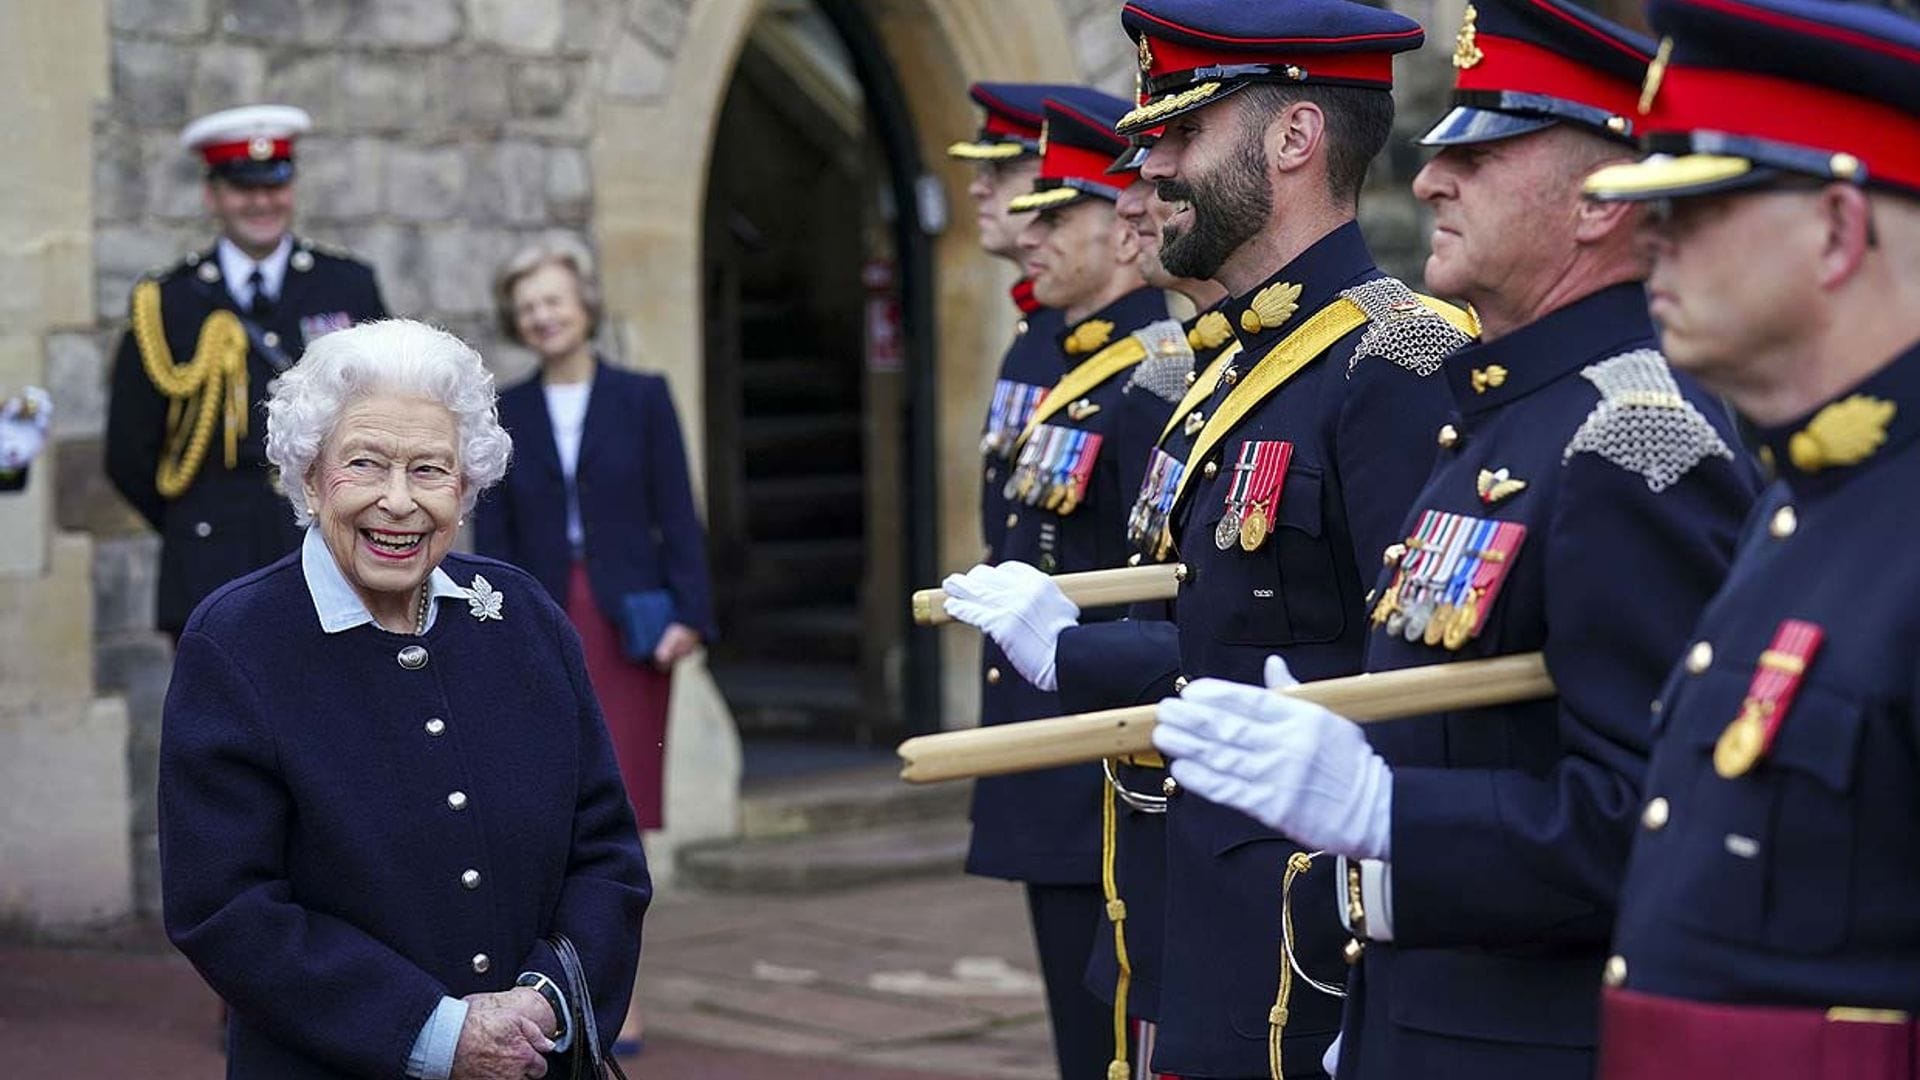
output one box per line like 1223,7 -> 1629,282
301,526 -> 470,634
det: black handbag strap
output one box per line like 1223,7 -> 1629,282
548,934 -> 631,1080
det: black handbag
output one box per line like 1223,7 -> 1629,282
547,933 -> 631,1080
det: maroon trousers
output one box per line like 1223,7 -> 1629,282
1601,987 -> 1919,1080
566,562 -> 670,830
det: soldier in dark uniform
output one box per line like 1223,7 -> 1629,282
949,1 -> 1478,1074
1574,2 -> 1920,1077
106,104 -> 389,635
948,120 -> 1228,1080
949,82 -> 1082,563
941,88 -> 1173,1079
1147,3 -> 1761,1077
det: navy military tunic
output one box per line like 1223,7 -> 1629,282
1338,284 -> 1758,1080
1055,222 -> 1468,1077
967,284 -> 1171,884
1608,338 -> 1920,1019
981,299 -> 1067,565
106,240 -> 388,632
1075,304 -> 1239,1025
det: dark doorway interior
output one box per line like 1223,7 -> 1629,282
702,0 -> 935,778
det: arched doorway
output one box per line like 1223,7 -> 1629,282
699,0 -> 937,774
589,0 -> 1079,832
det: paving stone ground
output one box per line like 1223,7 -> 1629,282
1,871 -> 1055,1079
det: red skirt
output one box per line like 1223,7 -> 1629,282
565,562 -> 670,830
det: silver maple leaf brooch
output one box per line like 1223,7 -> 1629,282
467,574 -> 505,621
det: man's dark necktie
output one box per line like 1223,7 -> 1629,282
248,268 -> 275,320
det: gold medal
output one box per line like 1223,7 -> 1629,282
1441,595 -> 1478,651
1713,701 -> 1768,779
1369,582 -> 1400,627
1239,502 -> 1270,551
1424,601 -> 1456,647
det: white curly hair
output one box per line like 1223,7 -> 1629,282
265,319 -> 513,526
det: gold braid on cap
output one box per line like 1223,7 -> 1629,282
132,279 -> 250,498
1118,81 -> 1223,131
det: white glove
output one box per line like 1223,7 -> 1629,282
1323,1033 -> 1343,1077
1152,655 -> 1393,860
0,387 -> 52,471
941,561 -> 1079,692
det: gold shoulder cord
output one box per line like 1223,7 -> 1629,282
1273,851 -> 1347,1080
132,279 -> 250,498
1100,778 -> 1134,1080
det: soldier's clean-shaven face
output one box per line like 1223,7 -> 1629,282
206,178 -> 296,260
1016,198 -> 1130,313
968,158 -> 1043,262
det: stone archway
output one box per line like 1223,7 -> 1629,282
588,0 -> 1081,873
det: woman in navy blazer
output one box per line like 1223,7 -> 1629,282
477,242 -> 716,836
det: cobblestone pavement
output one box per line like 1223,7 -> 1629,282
2,872 -> 1056,1079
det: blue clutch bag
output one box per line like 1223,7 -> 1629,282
616,589 -> 676,663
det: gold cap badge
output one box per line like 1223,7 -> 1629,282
1453,4 -> 1484,70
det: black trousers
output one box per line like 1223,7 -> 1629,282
1026,882 -> 1113,1079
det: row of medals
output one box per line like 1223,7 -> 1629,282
1215,496 -> 1273,553
1373,542 -> 1483,651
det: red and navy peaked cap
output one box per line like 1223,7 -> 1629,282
1586,0 -> 1920,201
1114,0 -> 1426,136
1418,0 -> 1654,147
1009,89 -> 1138,212
948,82 -> 1090,161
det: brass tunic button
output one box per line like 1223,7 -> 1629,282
472,953 -> 491,974
425,718 -> 446,736
1016,318 -> 1029,335
1382,542 -> 1408,567
1437,424 -> 1460,449
1184,370 -> 1198,386
1685,640 -> 1713,675
262,331 -> 281,349
1202,460 -> 1219,479
447,791 -> 468,811
1344,938 -> 1366,965
461,869 -> 482,890
1641,797 -> 1669,831
1161,776 -> 1179,797
1769,505 -> 1797,539
1172,675 -> 1189,692
398,645 -> 429,670
194,521 -> 213,538
986,667 -> 1002,685
1603,955 -> 1627,987
1173,563 -> 1190,584
1006,513 -> 1018,529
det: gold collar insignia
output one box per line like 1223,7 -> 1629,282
1788,394 -> 1896,473
1189,310 -> 1234,351
1239,282 -> 1302,335
1471,364 -> 1508,394
1476,467 -> 1528,505
1065,319 -> 1114,355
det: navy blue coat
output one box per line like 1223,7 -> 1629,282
106,240 -> 388,631
1054,223 -> 1467,1077
968,286 -> 1172,885
1610,339 -> 1920,1017
1336,285 -> 1758,1080
1074,305 -> 1238,1023
476,361 -> 718,641
158,551 -> 651,1079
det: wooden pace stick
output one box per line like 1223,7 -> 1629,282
911,562 -> 1185,627
897,652 -> 1555,784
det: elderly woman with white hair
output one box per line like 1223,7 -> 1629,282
158,319 -> 650,1080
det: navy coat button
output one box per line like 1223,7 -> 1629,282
447,791 -> 468,811
472,953 -> 490,973
194,521 -> 213,538
461,869 -> 481,890
398,645 -> 429,670
425,718 -> 446,736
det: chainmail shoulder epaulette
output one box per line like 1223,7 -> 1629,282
1563,348 -> 1735,493
1124,318 -> 1199,403
1341,277 -> 1473,379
